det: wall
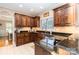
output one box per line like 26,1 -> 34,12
40,10 -> 53,18
54,26 -> 79,33
0,20 -> 7,36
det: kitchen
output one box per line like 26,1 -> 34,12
0,3 -> 79,55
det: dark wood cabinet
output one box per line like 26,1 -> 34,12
26,16 -> 31,27
23,32 -> 30,44
16,32 -> 30,46
34,16 -> 40,27
54,4 -> 76,26
15,13 -> 40,46
35,43 -> 51,55
15,13 -> 40,27
15,13 -> 31,27
15,13 -> 22,27
21,15 -> 27,27
30,33 -> 37,42
15,32 -> 38,46
30,17 -> 35,27
28,16 -> 40,27
36,32 -> 45,41
16,33 -> 24,46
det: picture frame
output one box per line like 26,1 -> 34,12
43,12 -> 49,17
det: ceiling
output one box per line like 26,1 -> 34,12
0,3 -> 65,17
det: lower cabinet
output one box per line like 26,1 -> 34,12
35,44 -> 51,55
16,32 -> 30,46
16,33 -> 23,46
15,32 -> 45,46
36,32 -> 45,41
16,32 -> 37,46
30,33 -> 37,42
24,33 -> 30,44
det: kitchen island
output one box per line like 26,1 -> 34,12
35,38 -> 79,55
34,31 -> 79,55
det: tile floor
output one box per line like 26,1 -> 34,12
0,42 -> 34,55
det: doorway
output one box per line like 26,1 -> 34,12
0,20 -> 13,47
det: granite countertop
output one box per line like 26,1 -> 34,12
16,30 -> 73,37
16,30 -> 38,34
56,38 -> 79,55
56,44 -> 79,55
35,41 -> 79,55
37,30 -> 72,35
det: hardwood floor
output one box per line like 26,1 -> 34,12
0,37 -> 12,47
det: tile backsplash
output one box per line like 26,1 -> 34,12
16,26 -> 79,34
54,26 -> 79,33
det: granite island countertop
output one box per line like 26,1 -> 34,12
56,44 -> 79,55
35,40 -> 79,55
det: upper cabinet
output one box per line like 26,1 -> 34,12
34,16 -> 40,27
15,13 -> 40,27
15,13 -> 22,27
53,4 -> 76,26
21,15 -> 27,27
27,16 -> 40,27
26,16 -> 31,27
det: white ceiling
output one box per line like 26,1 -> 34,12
0,3 -> 65,17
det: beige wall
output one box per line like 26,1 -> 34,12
40,10 -> 53,18
54,26 -> 79,33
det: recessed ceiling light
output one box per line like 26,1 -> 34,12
19,4 -> 23,8
40,6 -> 44,9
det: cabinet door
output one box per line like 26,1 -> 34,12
16,33 -> 24,46
21,15 -> 27,27
37,18 -> 40,27
67,5 -> 76,26
62,8 -> 68,25
30,17 -> 34,27
54,10 -> 62,26
30,33 -> 37,42
26,16 -> 31,27
29,16 -> 40,27
34,17 -> 40,27
37,33 -> 45,41
24,33 -> 30,44
15,13 -> 22,27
